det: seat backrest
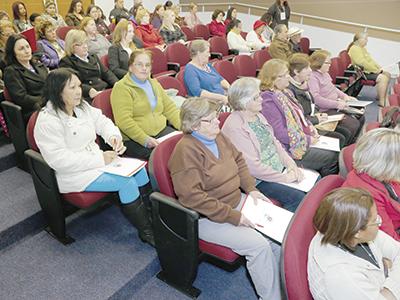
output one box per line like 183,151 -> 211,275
92,89 -> 113,121
209,36 -> 229,56
181,26 -> 195,41
339,50 -> 351,69
3,87 -> 12,102
365,121 -> 380,132
165,42 -> 191,68
175,69 -> 187,95
56,26 -> 74,40
233,55 -> 257,77
338,143 -> 356,177
218,112 -> 230,128
240,31 -> 248,40
393,83 -> 400,95
149,47 -> 169,75
100,54 -> 109,69
299,37 -> 310,54
149,134 -> 183,197
389,94 -> 400,106
26,111 -> 40,151
328,57 -> 341,82
253,49 -> 272,70
157,76 -> 187,97
193,24 -> 210,40
281,175 -> 345,300
213,60 -> 237,84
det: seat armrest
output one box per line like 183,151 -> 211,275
167,63 -> 180,73
335,76 -> 350,84
228,49 -> 239,55
210,52 -> 223,60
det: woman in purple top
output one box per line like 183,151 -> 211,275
259,59 -> 338,177
184,40 -> 230,106
308,50 -> 364,143
36,20 -> 65,69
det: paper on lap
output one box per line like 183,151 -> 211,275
156,131 -> 182,143
310,135 -> 341,152
100,157 -> 147,177
279,168 -> 319,193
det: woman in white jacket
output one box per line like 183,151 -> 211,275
34,68 -> 154,246
226,19 -> 252,54
246,20 -> 270,50
308,187 -> 400,300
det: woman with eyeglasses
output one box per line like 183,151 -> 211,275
308,187 -> 400,300
169,97 -> 282,300
342,128 -> 400,242
111,49 -> 180,160
59,29 -> 117,102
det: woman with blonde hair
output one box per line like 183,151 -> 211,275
184,2 -> 202,29
108,19 -> 136,79
134,9 -> 165,49
41,1 -> 66,28
80,16 -> 111,58
347,32 -> 391,107
36,20 -> 65,69
343,128 -> 400,241
159,9 -> 186,45
259,58 -> 338,176
308,187 -> 400,300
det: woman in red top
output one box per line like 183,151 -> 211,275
342,128 -> 400,241
134,10 -> 165,49
209,9 -> 226,37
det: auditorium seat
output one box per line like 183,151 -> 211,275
56,26 -> 75,40
253,49 -> 272,72
148,133 -> 243,298
148,47 -> 178,78
165,42 -> 191,69
100,54 -> 109,69
232,55 -> 257,78
25,112 -> 111,245
328,57 -> 361,97
181,26 -> 196,41
193,24 -> 210,40
365,122 -> 380,132
209,36 -> 236,61
175,69 -> 187,95
92,89 -> 113,121
156,76 -> 187,97
338,143 -> 356,177
389,94 -> 400,106
300,37 -> 310,54
393,83 -> 400,95
281,175 -> 345,300
213,60 -> 238,84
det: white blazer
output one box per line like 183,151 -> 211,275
308,231 -> 400,300
246,30 -> 270,51
34,101 -> 121,193
227,31 -> 252,54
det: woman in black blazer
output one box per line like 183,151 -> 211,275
59,29 -> 117,101
108,19 -> 138,79
4,34 -> 48,123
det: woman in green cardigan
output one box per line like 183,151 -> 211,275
111,49 -> 181,160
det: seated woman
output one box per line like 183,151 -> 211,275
342,128 -> 400,241
150,4 -> 164,30
80,17 -> 111,59
41,1 -> 66,29
36,20 -> 65,70
0,20 -> 16,71
224,7 -> 237,27
308,187 -> 400,300
108,19 -> 136,79
59,29 -> 117,102
12,1 -> 32,33
159,9 -> 186,45
4,34 -> 48,123
34,68 -> 154,246
269,24 -> 292,61
260,59 -> 338,177
184,40 -> 229,106
86,5 -> 110,37
222,77 -> 305,212
246,20 -> 270,51
308,50 -> 364,144
65,0 -> 84,27
288,53 -> 352,147
171,4 -> 186,28
260,12 -> 274,44
111,49 -> 180,160
348,32 -> 391,107
226,19 -> 252,54
169,97 -> 281,300
184,2 -> 202,30
209,9 -> 226,37
134,10 -> 165,49
288,27 -> 303,53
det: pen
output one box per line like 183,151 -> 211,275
255,223 -> 264,228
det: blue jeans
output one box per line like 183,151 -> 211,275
85,168 -> 149,204
256,181 -> 305,213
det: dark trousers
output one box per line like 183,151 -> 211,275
124,126 -> 176,160
256,181 -> 305,213
296,147 -> 339,177
325,110 -> 365,144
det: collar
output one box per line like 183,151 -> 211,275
191,131 -> 216,144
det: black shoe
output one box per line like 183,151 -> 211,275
120,199 -> 155,247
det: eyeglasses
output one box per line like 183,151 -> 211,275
200,113 -> 220,123
367,215 -> 382,227
74,42 -> 88,48
133,63 -> 152,69
277,71 -> 289,79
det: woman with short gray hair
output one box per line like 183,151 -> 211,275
222,77 -> 305,212
169,97 -> 281,300
343,128 -> 400,241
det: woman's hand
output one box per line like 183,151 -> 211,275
249,190 -> 272,204
239,213 -> 255,228
89,88 -> 100,99
315,113 -> 328,122
145,137 -> 160,148
337,100 -> 348,110
219,95 -> 228,105
109,136 -> 126,155
103,150 -> 117,165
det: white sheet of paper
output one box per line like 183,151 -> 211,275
279,168 -> 319,192
346,100 -> 373,107
310,135 -> 341,152
100,157 -> 147,177
318,114 -> 344,125
156,131 -> 182,143
241,195 -> 293,243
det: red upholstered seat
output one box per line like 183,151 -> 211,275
92,89 -> 113,121
389,94 -> 400,106
253,49 -> 272,71
209,36 -> 235,61
193,24 -> 210,40
156,76 -> 187,97
165,42 -> 191,69
199,240 -> 239,262
393,83 -> 400,95
213,60 -> 237,84
366,122 -> 380,132
281,175 -> 345,300
175,69 -> 188,95
338,143 -> 356,177
148,47 -> 177,78
233,55 -> 257,78
218,112 -> 230,128
100,54 -> 109,69
181,26 -> 196,41
56,26 -> 75,40
299,37 -> 310,54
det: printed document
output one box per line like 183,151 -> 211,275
101,157 -> 147,177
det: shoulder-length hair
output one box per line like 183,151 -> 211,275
313,188 -> 373,249
226,18 -> 241,34
42,68 -> 83,114
4,34 -> 30,66
353,128 -> 400,182
258,58 -> 288,91
225,7 -> 236,21
12,1 -> 27,20
211,9 -> 224,20
64,29 -> 86,56
309,49 -> 330,71
112,19 -> 136,51
67,0 -> 83,14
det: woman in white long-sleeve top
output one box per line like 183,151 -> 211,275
34,68 -> 154,246
226,19 -> 252,54
308,187 -> 400,300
